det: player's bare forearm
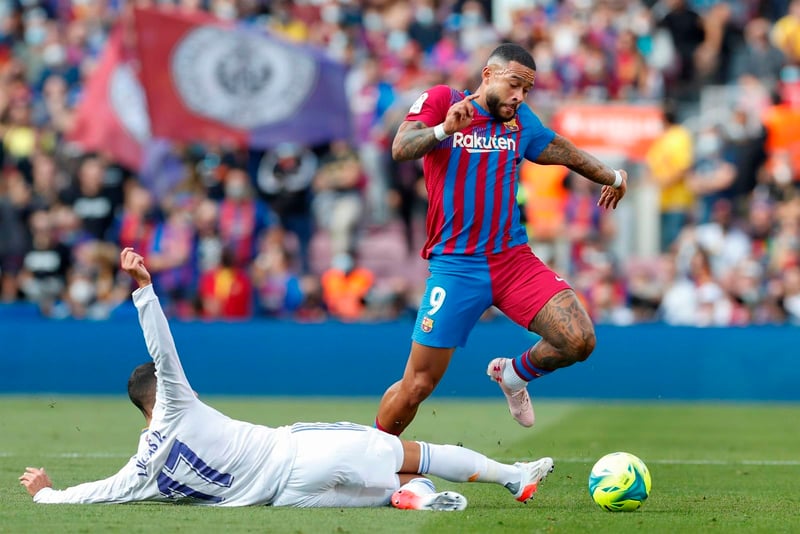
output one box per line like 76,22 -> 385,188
535,134 -> 616,187
392,121 -> 441,161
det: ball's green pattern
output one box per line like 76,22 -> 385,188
588,452 -> 652,512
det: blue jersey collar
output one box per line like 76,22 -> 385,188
464,89 -> 491,118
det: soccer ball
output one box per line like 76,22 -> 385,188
588,452 -> 652,512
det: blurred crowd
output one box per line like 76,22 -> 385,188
1,0 -> 800,326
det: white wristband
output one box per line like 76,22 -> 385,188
433,123 -> 450,141
612,170 -> 623,189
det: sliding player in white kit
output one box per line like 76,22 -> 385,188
19,248 -> 553,510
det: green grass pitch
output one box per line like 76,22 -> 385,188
1,396 -> 799,533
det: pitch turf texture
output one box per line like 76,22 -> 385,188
1,398 -> 798,534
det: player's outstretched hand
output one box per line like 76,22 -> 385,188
19,467 -> 52,498
120,247 -> 152,288
443,93 -> 479,135
597,169 -> 628,210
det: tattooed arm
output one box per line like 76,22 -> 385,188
391,121 -> 442,162
535,134 -> 616,186
535,134 -> 628,209
392,93 -> 479,162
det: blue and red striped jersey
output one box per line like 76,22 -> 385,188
404,85 -> 555,259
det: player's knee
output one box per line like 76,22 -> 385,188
401,375 -> 437,406
583,330 -> 597,360
557,325 -> 595,364
570,328 -> 596,363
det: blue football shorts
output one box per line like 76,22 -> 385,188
411,246 -> 571,348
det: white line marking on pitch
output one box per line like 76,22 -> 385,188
557,457 -> 800,466
0,452 -> 130,458
2,452 -> 799,466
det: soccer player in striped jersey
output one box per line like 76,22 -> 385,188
375,43 -> 628,435
19,248 -> 554,509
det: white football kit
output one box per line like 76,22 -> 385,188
33,284 -> 403,507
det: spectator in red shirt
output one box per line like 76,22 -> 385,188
198,247 -> 252,320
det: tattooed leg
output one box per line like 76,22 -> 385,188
525,290 -> 596,371
487,289 -> 595,427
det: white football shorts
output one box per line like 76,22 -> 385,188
272,422 -> 404,508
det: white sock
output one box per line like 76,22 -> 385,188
418,442 -> 521,487
503,360 -> 528,390
399,477 -> 436,495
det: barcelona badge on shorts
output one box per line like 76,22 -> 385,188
421,317 -> 434,333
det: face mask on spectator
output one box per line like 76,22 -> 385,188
696,133 -> 721,157
24,26 -> 46,46
416,7 -> 434,25
42,44 -> 66,66
363,11 -> 382,32
387,30 -> 408,52
726,122 -> 747,142
386,30 -> 409,52
461,11 -> 483,28
69,278 -> 95,305
213,2 -> 236,20
225,183 -> 248,199
321,4 -> 341,24
772,155 -> 793,185
537,53 -> 554,73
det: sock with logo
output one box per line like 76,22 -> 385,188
504,347 -> 553,389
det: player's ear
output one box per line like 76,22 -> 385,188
481,65 -> 494,83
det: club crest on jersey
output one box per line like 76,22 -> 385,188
421,317 -> 434,333
504,118 -> 518,131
